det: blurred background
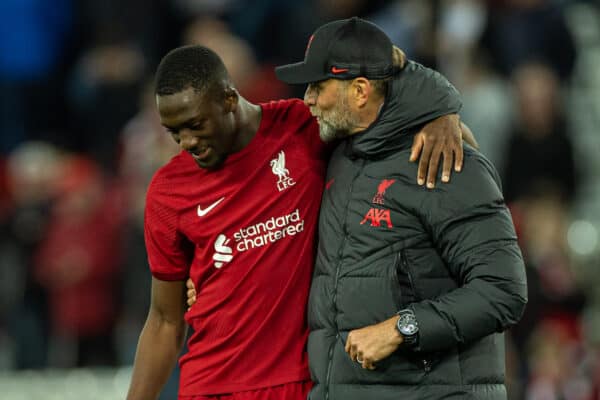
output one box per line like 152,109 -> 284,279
0,0 -> 599,398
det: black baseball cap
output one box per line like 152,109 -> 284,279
275,17 -> 399,85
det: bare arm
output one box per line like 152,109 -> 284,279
127,277 -> 187,400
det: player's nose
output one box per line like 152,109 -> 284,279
179,130 -> 199,151
304,87 -> 317,106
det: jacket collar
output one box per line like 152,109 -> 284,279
345,60 -> 462,159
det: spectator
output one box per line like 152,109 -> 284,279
501,62 -> 578,205
2,141 -> 65,369
480,0 -> 577,81
33,156 -> 125,367
0,0 -> 75,153
67,42 -> 146,171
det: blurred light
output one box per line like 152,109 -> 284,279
66,369 -> 99,399
567,220 -> 599,255
113,366 -> 133,397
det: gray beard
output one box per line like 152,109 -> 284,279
318,119 -> 351,143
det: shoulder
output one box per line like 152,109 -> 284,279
422,146 -> 505,216
361,145 -> 415,181
455,146 -> 502,193
378,146 -> 504,215
147,151 -> 195,204
259,98 -> 321,150
260,98 -> 313,125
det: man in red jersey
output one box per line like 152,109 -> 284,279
126,44 -> 468,400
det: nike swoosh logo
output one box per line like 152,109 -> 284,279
197,197 -> 225,217
331,66 -> 349,74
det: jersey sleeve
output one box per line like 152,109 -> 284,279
144,175 -> 193,281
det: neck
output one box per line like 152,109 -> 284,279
233,96 -> 262,151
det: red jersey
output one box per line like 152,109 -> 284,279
144,99 -> 327,395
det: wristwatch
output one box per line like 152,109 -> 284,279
396,309 -> 419,348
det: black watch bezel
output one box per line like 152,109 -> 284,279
396,309 -> 419,347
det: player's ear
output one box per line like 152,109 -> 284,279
350,78 -> 370,108
223,86 -> 238,113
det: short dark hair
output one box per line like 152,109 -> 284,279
154,45 -> 229,97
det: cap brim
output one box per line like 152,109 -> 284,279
275,61 -> 327,85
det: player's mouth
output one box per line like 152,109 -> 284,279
191,146 -> 213,162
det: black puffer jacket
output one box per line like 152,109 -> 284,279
307,63 -> 528,400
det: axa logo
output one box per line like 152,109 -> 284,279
360,208 -> 393,228
270,151 -> 296,192
372,179 -> 395,205
212,234 -> 233,268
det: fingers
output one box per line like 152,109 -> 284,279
410,135 -> 424,163
186,278 -> 197,310
186,278 -> 194,290
346,332 -> 356,360
419,137 -> 464,189
454,143 -> 464,172
354,353 -> 375,370
186,289 -> 196,308
345,334 -> 351,354
346,333 -> 375,370
414,114 -> 466,188
363,359 -> 376,370
441,148 -> 453,183
425,144 -> 443,189
417,136 -> 434,187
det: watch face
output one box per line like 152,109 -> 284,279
401,322 -> 418,335
398,314 -> 418,335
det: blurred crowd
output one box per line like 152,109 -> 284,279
1,0 -> 600,399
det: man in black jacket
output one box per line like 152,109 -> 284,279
275,17 -> 528,400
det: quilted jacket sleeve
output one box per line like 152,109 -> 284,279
409,152 -> 528,353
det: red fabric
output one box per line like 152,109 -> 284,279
145,99 -> 326,395
180,380 -> 312,400
34,160 -> 125,336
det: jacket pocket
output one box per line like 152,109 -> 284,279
393,250 -> 418,309
336,253 -> 401,329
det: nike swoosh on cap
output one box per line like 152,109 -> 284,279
331,66 -> 349,74
197,197 -> 226,217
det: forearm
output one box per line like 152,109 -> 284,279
411,262 -> 527,353
415,214 -> 527,352
127,311 -> 187,400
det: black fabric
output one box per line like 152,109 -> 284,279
307,63 -> 528,400
348,60 -> 463,158
275,17 -> 398,84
